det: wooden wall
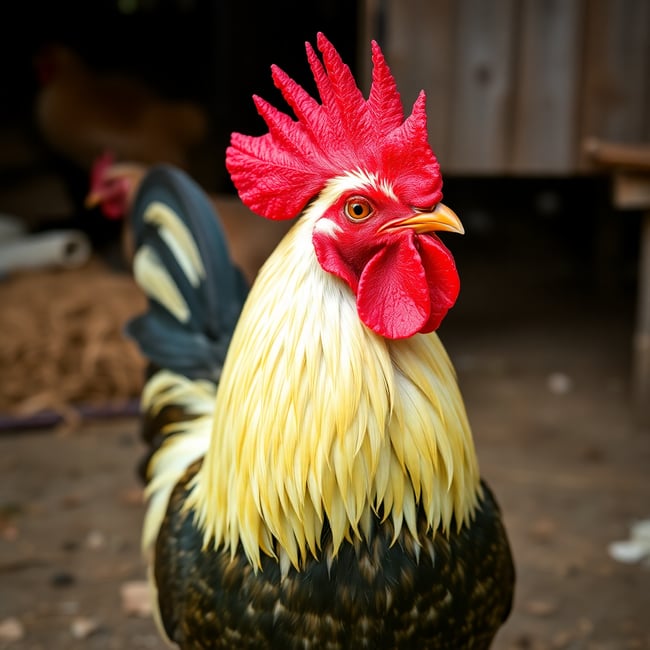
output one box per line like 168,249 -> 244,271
359,0 -> 650,175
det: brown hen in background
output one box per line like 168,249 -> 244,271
33,43 -> 208,173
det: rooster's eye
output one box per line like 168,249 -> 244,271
344,197 -> 373,222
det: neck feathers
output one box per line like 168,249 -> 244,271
188,214 -> 480,569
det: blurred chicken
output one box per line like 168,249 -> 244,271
34,43 -> 208,171
85,151 -> 293,282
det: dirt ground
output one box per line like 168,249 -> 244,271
1,176 -> 650,650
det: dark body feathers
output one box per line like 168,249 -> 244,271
156,464 -> 514,650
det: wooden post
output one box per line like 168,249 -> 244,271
585,139 -> 650,428
634,212 -> 650,426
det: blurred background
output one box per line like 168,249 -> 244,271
0,1 -> 649,649
2,0 -> 647,425
0,0 -> 358,212
0,0 -> 647,254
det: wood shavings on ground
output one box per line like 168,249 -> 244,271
1,258 -> 147,429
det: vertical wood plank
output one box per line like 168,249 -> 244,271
579,0 -> 650,169
447,0 -> 518,174
511,0 -> 585,173
359,0 -> 650,176
357,0 -> 381,92
383,0 -> 455,166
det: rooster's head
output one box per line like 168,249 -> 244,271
226,33 -> 463,339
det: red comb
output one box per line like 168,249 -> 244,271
90,150 -> 115,189
226,33 -> 442,220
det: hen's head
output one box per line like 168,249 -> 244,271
226,33 -> 463,339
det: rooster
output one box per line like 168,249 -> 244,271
126,33 -> 515,649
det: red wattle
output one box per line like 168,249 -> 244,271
314,227 -> 459,340
417,235 -> 460,333
356,234 -> 430,339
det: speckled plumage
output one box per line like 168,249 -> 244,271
155,460 -> 513,650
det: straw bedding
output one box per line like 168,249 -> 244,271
1,258 -> 147,428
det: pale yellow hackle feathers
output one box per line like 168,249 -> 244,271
141,370 -> 216,554
182,181 -> 481,571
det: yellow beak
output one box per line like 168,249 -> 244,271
379,203 -> 464,235
84,192 -> 101,209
